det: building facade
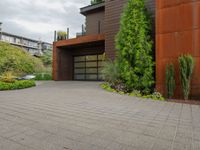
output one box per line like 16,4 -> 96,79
0,32 -> 52,56
53,0 -> 200,98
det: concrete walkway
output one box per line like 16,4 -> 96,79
0,81 -> 199,150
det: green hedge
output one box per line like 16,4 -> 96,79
0,80 -> 36,91
35,73 -> 52,80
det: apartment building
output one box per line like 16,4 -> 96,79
0,32 -> 52,56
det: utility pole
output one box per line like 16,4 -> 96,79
0,22 -> 2,41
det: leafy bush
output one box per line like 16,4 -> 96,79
0,80 -> 36,91
115,0 -> 154,93
179,54 -> 195,100
0,71 -> 16,83
165,63 -> 176,98
35,73 -> 52,80
0,42 -> 44,75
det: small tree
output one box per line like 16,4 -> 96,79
179,54 -> 195,100
116,0 -> 154,93
165,63 -> 176,99
57,31 -> 67,41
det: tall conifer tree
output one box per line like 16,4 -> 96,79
116,0 -> 154,93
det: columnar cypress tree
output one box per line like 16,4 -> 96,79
179,55 -> 195,100
116,0 -> 154,93
165,63 -> 176,99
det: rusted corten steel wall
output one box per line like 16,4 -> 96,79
52,35 -> 105,80
156,0 -> 200,99
105,0 -> 155,60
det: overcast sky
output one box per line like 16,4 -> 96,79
0,0 -> 91,43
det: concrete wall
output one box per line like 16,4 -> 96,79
156,0 -> 200,99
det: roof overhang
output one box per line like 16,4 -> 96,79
80,2 -> 105,16
54,34 -> 105,48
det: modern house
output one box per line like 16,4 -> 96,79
0,31 -> 52,56
53,0 -> 200,98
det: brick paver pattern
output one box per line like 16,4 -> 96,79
0,81 -> 199,150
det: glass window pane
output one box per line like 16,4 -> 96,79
86,55 -> 97,61
74,62 -> 85,68
98,74 -> 104,80
86,68 -> 97,74
98,54 -> 104,60
86,62 -> 97,67
98,67 -> 103,73
74,68 -> 85,74
86,74 -> 97,80
74,74 -> 85,80
74,56 -> 85,62
98,61 -> 105,67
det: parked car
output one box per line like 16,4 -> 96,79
16,75 -> 36,80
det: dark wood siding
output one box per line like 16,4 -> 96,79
85,10 -> 105,35
105,0 -> 155,60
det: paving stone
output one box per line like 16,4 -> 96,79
172,142 -> 193,150
0,81 -> 198,150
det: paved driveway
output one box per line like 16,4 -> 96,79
0,81 -> 199,150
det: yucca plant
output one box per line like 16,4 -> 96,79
178,54 -> 195,100
165,63 -> 176,99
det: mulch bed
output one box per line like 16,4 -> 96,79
167,99 -> 200,105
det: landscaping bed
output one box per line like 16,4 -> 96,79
0,80 -> 36,91
101,83 -> 165,101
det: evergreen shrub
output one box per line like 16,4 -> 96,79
178,54 -> 195,100
115,0 -> 154,93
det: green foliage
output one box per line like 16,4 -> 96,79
165,63 -> 176,99
101,83 -> 164,101
0,42 -> 44,75
179,54 -> 195,100
100,83 -> 117,93
129,90 -> 142,97
115,0 -> 154,93
91,0 -> 104,5
35,73 -> 52,81
57,31 -> 67,41
0,80 -> 36,91
101,60 -> 121,85
145,92 -> 165,101
40,51 -> 52,66
0,71 -> 16,83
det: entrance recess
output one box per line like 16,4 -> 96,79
73,54 -> 104,81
